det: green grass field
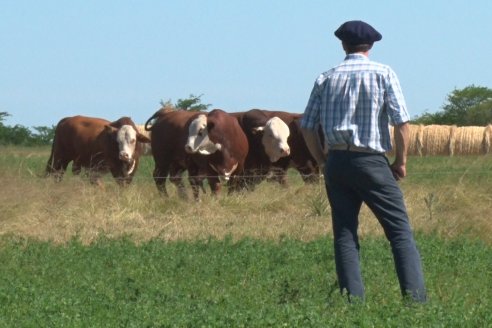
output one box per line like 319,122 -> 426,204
1,146 -> 492,326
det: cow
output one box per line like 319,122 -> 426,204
184,109 -> 249,196
264,111 -> 321,185
45,115 -> 151,186
145,108 -> 248,200
230,109 -> 291,191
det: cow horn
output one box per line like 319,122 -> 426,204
104,125 -> 118,133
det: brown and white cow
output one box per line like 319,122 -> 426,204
265,111 -> 321,185
46,115 -> 151,186
145,108 -> 248,200
230,109 -> 291,190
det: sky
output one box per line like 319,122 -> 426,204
1,0 -> 492,128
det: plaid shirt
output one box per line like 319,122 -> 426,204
301,53 -> 410,153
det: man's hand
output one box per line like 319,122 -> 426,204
390,162 -> 406,181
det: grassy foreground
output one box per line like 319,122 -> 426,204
1,146 -> 492,326
0,235 -> 491,327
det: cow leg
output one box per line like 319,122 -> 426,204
188,164 -> 210,201
110,168 -> 132,187
169,167 -> 187,199
267,166 -> 289,186
207,176 -> 221,196
297,163 -> 320,184
188,176 -> 204,201
46,156 -> 70,183
187,164 -> 201,201
233,174 -> 254,192
88,169 -> 103,187
72,161 -> 82,176
241,168 -> 268,191
153,165 -> 169,196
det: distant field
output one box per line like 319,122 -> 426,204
1,146 -> 491,244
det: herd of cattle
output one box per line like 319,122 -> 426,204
45,108 -> 321,199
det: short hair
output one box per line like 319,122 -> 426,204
343,42 -> 373,54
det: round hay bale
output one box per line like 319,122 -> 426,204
449,125 -> 457,156
453,126 -> 486,155
135,124 -> 152,155
484,124 -> 492,155
409,124 -> 424,156
387,123 -> 422,157
421,125 -> 453,156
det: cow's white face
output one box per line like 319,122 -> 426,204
185,114 -> 222,155
258,117 -> 291,162
116,125 -> 138,175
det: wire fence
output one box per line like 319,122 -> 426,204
3,169 -> 492,181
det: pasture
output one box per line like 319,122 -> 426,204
1,146 -> 492,326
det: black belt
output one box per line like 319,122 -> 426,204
329,144 -> 382,154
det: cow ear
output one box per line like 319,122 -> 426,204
137,133 -> 151,143
251,126 -> 265,135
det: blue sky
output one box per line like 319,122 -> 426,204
1,0 -> 491,128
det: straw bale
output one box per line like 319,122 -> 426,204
484,125 -> 492,154
409,124 -> 424,156
452,126 -> 486,155
421,125 -> 453,156
388,124 -> 491,157
135,124 -> 152,155
387,123 -> 422,156
449,125 -> 457,156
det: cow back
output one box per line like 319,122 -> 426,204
53,116 -> 111,166
149,110 -> 203,164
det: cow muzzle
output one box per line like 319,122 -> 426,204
269,146 -> 291,163
119,151 -> 132,162
119,152 -> 136,176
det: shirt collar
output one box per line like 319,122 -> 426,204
344,53 -> 369,61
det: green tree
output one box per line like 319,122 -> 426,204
0,111 -> 10,125
413,85 -> 492,126
442,85 -> 492,124
0,112 -> 13,144
32,126 -> 56,144
160,94 -> 211,111
463,98 -> 492,126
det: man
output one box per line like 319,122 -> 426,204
301,20 -> 426,303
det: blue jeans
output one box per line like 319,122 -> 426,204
325,150 -> 426,302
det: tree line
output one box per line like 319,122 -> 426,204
0,112 -> 55,146
1,87 -> 491,146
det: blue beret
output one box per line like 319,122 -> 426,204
334,20 -> 382,45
